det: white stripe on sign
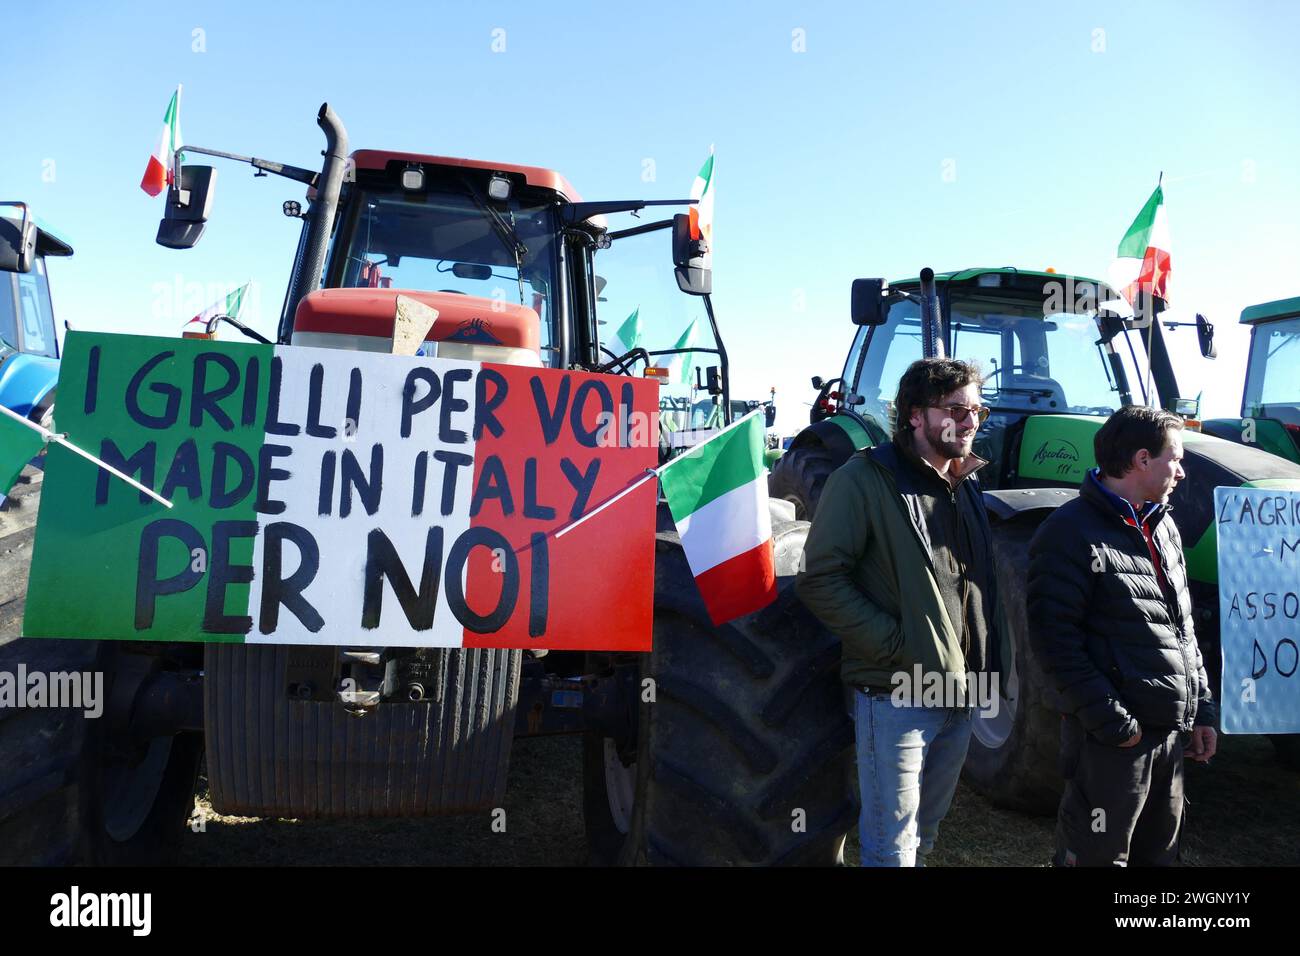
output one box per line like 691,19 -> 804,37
246,345 -> 481,647
675,472 -> 771,580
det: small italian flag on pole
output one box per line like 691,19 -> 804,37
182,282 -> 251,337
141,86 -> 184,197
1109,181 -> 1171,307
660,410 -> 776,624
689,147 -> 714,248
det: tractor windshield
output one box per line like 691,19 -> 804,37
847,292 -> 1132,435
0,257 -> 59,358
1243,316 -> 1300,425
328,186 -> 562,351
949,295 -> 1126,416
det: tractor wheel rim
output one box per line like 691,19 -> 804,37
602,738 -> 636,835
971,612 -> 1021,750
102,736 -> 174,843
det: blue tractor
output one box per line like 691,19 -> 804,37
0,201 -> 68,433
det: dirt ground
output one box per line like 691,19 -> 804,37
181,731 -> 1299,867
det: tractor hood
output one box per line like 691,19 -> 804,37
1015,413 -> 1300,584
291,288 -> 542,364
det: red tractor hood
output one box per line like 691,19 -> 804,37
293,288 -> 540,353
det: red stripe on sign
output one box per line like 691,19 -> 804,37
695,539 -> 777,626
461,362 -> 659,651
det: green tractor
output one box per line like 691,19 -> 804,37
771,267 -> 1300,811
1201,296 -> 1300,465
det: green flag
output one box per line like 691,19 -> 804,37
668,318 -> 701,385
0,409 -> 46,495
614,307 -> 642,354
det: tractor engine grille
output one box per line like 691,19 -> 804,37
203,643 -> 521,818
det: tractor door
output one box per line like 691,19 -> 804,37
12,256 -> 59,359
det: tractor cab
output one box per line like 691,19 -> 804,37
157,106 -> 730,426
0,202 -> 67,423
1239,296 -> 1300,428
829,268 -> 1155,490
1200,296 -> 1300,463
286,150 -> 584,367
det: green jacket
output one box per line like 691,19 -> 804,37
796,443 -> 998,694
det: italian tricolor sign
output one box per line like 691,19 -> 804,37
23,332 -> 659,649
1110,184 -> 1171,306
660,412 -> 776,624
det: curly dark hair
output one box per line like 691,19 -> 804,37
892,358 -> 983,439
1094,405 -> 1184,478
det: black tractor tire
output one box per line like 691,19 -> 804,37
1272,735 -> 1300,771
963,516 -> 1063,815
0,640 -> 203,866
767,444 -> 838,521
584,510 -> 857,865
0,464 -> 202,865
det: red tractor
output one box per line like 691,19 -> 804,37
0,105 -> 854,865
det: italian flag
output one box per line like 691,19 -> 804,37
689,148 -> 714,248
141,87 -> 184,197
182,282 -> 251,336
660,411 -> 776,624
1109,184 -> 1171,307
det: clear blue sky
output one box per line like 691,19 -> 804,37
6,0 -> 1298,431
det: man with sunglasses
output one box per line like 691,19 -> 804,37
799,358 -> 1000,866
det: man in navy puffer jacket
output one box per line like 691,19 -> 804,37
1029,405 -> 1217,866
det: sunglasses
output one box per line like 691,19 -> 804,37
929,404 -> 990,425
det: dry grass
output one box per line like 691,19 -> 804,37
181,732 -> 1298,866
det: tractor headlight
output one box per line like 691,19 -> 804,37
401,165 -> 425,191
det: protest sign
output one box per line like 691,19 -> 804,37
23,332 -> 659,650
1215,485 -> 1300,733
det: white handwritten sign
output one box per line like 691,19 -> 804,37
1215,486 -> 1300,734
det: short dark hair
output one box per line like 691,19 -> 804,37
893,358 -> 983,439
1094,405 -> 1184,478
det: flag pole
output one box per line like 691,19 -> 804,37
1143,172 -> 1162,408
0,404 -> 173,509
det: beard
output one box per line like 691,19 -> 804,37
922,418 -> 975,460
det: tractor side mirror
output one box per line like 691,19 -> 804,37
1196,313 -> 1217,359
671,213 -> 711,296
157,165 -> 218,249
0,212 -> 37,273
851,278 -> 887,326
765,404 -> 776,429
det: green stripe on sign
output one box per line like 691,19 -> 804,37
661,413 -> 763,520
0,411 -> 45,495
24,332 -> 272,643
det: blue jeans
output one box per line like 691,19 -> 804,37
853,690 -> 972,866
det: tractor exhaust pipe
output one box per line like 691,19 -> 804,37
279,103 -> 349,344
918,267 -> 945,359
